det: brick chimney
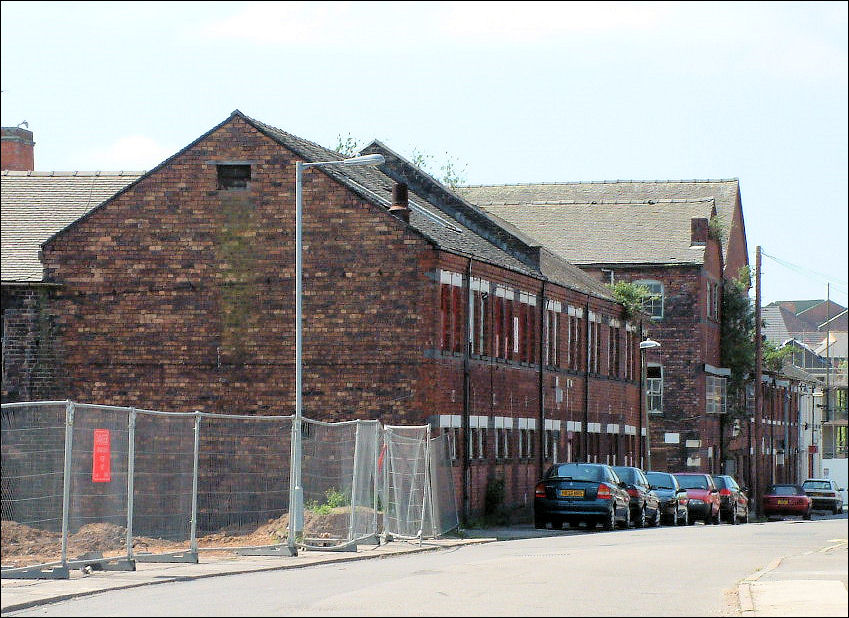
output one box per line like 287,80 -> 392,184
1,126 -> 35,171
389,182 -> 410,223
691,217 -> 709,246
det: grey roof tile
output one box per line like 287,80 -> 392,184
1,170 -> 143,282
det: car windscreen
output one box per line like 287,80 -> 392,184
612,467 -> 637,484
802,481 -> 832,490
675,475 -> 709,490
546,464 -> 604,482
713,476 -> 728,489
646,472 -> 675,489
767,485 -> 802,496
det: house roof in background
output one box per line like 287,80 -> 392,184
463,199 -> 716,266
459,179 -> 740,263
1,170 -> 143,282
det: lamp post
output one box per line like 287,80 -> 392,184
288,153 -> 385,556
640,338 -> 661,471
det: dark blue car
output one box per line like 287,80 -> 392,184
646,471 -> 690,526
534,462 -> 631,531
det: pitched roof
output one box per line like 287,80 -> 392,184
459,180 -> 741,263
471,199 -> 717,266
241,115 -> 614,300
1,170 -> 143,282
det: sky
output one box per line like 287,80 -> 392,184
2,1 -> 847,307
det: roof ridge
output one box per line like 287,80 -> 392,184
461,179 -> 740,188
2,170 -> 146,177
490,198 -> 717,206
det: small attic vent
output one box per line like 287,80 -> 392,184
217,164 -> 251,190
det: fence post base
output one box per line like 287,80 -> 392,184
67,552 -> 136,572
134,551 -> 198,564
1,565 -> 70,580
233,545 -> 296,557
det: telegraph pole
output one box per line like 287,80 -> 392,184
753,246 -> 763,515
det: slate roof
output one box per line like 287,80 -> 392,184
459,180 -> 741,263
472,199 -> 716,266
242,114 -> 615,300
1,170 -> 143,282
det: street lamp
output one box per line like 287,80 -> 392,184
288,153 -> 385,556
639,338 -> 661,471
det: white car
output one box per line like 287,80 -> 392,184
801,478 -> 845,514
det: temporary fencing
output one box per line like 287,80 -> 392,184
1,401 -> 459,579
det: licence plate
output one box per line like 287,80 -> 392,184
560,489 -> 584,498
776,499 -> 789,505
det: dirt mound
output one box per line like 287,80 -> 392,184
2,507 -> 382,567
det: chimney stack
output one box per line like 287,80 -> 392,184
389,182 -> 410,223
691,217 -> 709,245
1,126 -> 35,171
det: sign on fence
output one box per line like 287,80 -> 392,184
92,429 -> 111,483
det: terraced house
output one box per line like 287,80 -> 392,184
459,180 -> 751,474
1,113 -> 645,520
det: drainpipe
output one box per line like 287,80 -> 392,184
784,387 -> 790,484
584,297 -> 591,462
638,320 -> 644,468
538,280 -> 546,479
462,258 -> 472,526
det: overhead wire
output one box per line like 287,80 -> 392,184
760,249 -> 848,296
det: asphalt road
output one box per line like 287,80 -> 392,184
8,517 -> 848,617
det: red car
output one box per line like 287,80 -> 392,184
674,472 -> 721,524
762,484 -> 812,520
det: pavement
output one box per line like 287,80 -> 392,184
2,525 -> 847,616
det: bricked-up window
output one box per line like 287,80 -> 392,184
588,318 -> 601,374
440,283 -> 452,351
545,429 -> 559,461
495,427 -> 510,459
706,376 -> 727,414
443,428 -> 458,461
636,280 -> 664,320
707,280 -> 721,321
567,314 -> 580,371
608,326 -> 621,378
439,273 -> 465,354
647,364 -> 663,413
217,164 -> 251,189
471,285 -> 488,356
544,308 -> 559,367
468,428 -> 486,460
624,330 -> 635,381
452,285 -> 463,353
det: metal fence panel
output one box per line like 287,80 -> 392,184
131,411 -> 196,557
300,419 -> 380,548
1,402 -> 68,570
195,414 -> 292,551
425,433 -> 460,537
67,404 -> 131,563
381,425 -> 429,539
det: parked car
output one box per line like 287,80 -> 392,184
613,466 -> 662,527
712,474 -> 749,524
645,471 -> 689,526
801,478 -> 845,514
762,484 -> 812,520
674,472 -> 721,524
534,462 -> 631,531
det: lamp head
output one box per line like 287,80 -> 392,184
639,339 -> 661,350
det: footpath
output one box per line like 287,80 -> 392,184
2,526 -> 847,616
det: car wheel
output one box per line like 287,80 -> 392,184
687,510 -> 695,525
603,507 -> 616,531
651,507 -> 661,527
742,507 -> 749,524
803,512 -> 812,520
833,503 -> 840,516
730,506 -> 739,525
670,508 -> 678,526
618,505 -> 631,530
635,506 -> 646,528
534,518 -> 547,529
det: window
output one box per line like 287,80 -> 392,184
495,427 -> 510,459
567,314 -> 580,371
217,164 -> 251,189
545,429 -> 559,461
468,427 -> 486,460
443,428 -> 458,461
588,318 -> 601,374
439,272 -> 464,354
636,280 -> 664,320
608,326 -> 620,378
706,375 -> 727,414
706,280 -> 720,321
647,364 -> 663,413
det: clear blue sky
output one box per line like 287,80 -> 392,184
2,1 -> 846,307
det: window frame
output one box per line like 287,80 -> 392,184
635,279 -> 664,320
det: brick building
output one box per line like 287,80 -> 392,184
459,181 -> 751,473
1,126 -> 142,402
2,112 -> 643,519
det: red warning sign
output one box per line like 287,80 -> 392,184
92,429 -> 111,483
